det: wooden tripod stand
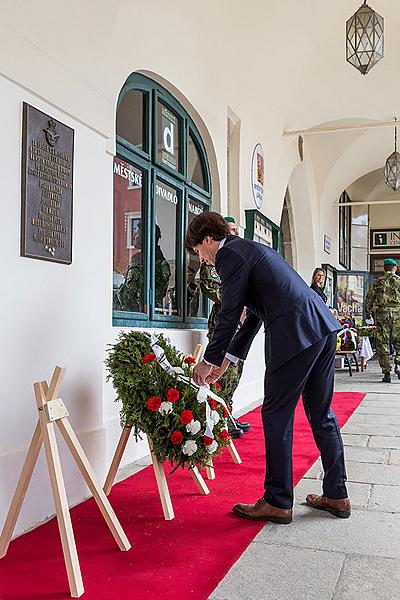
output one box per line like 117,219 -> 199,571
0,366 -> 131,598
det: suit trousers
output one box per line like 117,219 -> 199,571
262,331 -> 347,509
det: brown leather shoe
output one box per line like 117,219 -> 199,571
232,497 -> 292,524
306,494 -> 351,518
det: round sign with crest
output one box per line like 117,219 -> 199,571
251,143 -> 264,209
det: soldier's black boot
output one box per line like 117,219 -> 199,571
382,373 -> 391,383
395,364 -> 400,380
234,418 -> 252,433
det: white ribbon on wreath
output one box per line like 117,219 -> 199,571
150,335 -> 235,440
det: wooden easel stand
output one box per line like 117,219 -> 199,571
104,428 -> 211,521
0,366 -> 131,598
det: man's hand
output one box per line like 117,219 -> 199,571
192,360 -> 213,386
205,357 -> 231,384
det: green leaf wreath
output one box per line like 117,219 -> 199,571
105,331 -> 231,469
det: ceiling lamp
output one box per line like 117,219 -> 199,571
384,119 -> 400,192
346,2 -> 384,75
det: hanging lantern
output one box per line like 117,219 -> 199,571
346,2 -> 384,75
384,119 -> 400,192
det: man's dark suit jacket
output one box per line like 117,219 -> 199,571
203,236 -> 340,372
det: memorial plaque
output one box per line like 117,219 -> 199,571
21,103 -> 74,263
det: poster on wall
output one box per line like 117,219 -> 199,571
336,272 -> 365,325
20,103 -> 74,264
251,143 -> 264,209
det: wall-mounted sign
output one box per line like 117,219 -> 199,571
21,103 -> 74,263
159,104 -> 178,171
323,234 -> 331,254
251,143 -> 264,209
370,229 -> 400,251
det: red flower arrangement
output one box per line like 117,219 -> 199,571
147,396 -> 162,411
219,429 -> 230,442
171,431 -> 184,445
166,388 -> 180,403
180,410 -> 194,425
183,355 -> 196,364
106,331 -> 233,469
213,382 -> 221,392
143,353 -> 156,364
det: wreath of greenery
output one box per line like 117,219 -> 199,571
106,331 -> 231,469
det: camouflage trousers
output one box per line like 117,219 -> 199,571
208,313 -> 244,412
375,309 -> 400,374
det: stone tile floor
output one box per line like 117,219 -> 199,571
210,360 -> 400,600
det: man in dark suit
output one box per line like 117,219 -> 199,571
186,212 -> 350,524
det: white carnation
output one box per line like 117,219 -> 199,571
159,401 -> 173,415
207,440 -> 218,453
182,440 -> 198,456
173,366 -> 184,375
186,419 -> 201,435
211,410 -> 220,425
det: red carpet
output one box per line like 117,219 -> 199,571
0,393 -> 364,600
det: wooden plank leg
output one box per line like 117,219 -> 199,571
227,440 -> 242,465
148,437 -> 174,520
57,419 -> 131,551
189,466 -> 210,495
205,460 -> 215,480
35,381 -> 84,598
103,427 -> 132,495
0,421 -> 42,558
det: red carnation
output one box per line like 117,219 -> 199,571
219,429 -> 230,442
222,406 -> 229,418
147,396 -> 162,411
167,388 -> 180,403
204,436 -> 214,446
143,353 -> 156,364
183,355 -> 196,364
214,382 -> 222,392
180,410 -> 194,425
208,399 -> 218,410
171,431 -> 184,445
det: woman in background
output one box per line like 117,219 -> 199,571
310,267 -> 327,303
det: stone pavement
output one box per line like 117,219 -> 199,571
210,361 -> 400,600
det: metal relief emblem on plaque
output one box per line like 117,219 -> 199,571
21,103 -> 74,263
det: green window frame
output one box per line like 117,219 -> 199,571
113,74 -> 212,328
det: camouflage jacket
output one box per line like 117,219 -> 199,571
116,253 -> 171,312
200,262 -> 222,337
365,273 -> 400,315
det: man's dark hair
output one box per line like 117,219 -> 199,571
185,212 -> 230,250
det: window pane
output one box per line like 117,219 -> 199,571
113,157 -> 146,313
186,199 -> 207,318
157,102 -> 180,172
154,179 -> 179,315
188,134 -> 206,189
116,90 -> 146,150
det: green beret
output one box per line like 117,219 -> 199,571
224,216 -> 236,223
384,258 -> 398,267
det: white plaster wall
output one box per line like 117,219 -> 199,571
1,0 -> 399,534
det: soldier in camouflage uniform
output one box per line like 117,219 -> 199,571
365,258 -> 400,383
115,223 -> 171,313
199,216 -> 251,437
